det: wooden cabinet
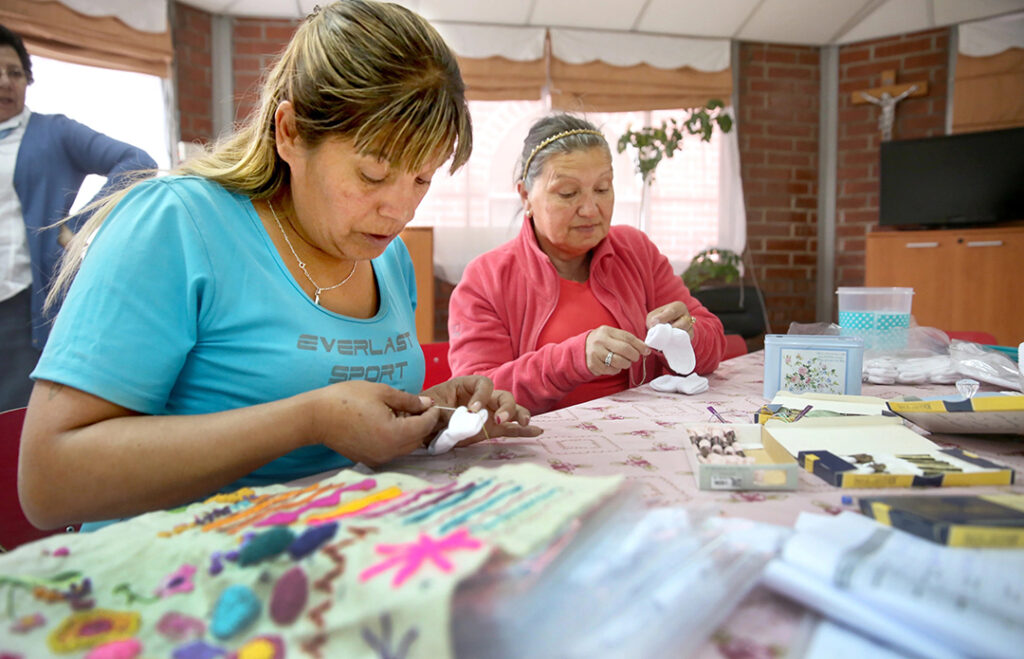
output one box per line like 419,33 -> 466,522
865,226 -> 1024,345
399,227 -> 434,343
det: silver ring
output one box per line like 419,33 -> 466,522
604,351 -> 614,366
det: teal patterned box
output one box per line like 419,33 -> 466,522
763,334 -> 865,399
836,287 -> 914,351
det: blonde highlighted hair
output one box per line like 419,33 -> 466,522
48,0 -> 471,308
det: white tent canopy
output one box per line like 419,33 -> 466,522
175,0 -> 1024,48
42,1 -> 1024,53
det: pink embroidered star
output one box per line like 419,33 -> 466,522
358,529 -> 483,587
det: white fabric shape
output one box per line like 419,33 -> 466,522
427,406 -> 489,456
650,374 -> 709,395
645,323 -> 696,375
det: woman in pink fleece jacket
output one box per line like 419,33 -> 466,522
448,114 -> 726,414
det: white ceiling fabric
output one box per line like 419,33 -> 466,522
959,12 -> 1024,56
51,0 -> 168,33
549,29 -> 729,71
177,0 -> 1024,47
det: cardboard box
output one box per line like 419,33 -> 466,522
886,394 -> 1024,436
683,423 -> 799,491
859,494 -> 1024,548
763,416 -> 1016,489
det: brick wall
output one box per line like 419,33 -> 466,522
172,3 -> 213,144
736,43 -> 821,335
834,29 -> 949,288
231,18 -> 298,123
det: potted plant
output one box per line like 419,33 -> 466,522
682,247 -> 742,291
616,99 -> 733,186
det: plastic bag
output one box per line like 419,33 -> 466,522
950,341 -> 1024,392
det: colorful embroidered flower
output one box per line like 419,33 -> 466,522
361,614 -> 417,659
47,609 -> 140,653
84,637 -> 142,659
9,613 -> 45,633
572,422 -> 599,432
155,564 -> 197,597
204,488 -> 256,504
359,528 -> 483,587
155,611 -> 206,642
32,585 -> 66,603
229,635 -> 285,659
651,441 -> 683,451
66,578 -> 95,610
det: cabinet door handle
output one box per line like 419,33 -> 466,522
904,242 -> 939,248
965,240 -> 1003,248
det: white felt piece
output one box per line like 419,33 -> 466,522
648,373 -> 708,395
644,323 -> 696,374
427,406 -> 488,455
650,374 -> 680,392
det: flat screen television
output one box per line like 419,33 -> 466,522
878,126 -> 1024,229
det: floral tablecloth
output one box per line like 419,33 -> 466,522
383,351 -> 1024,658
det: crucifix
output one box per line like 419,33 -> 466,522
851,69 -> 928,141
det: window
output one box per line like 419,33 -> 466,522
411,100 -> 724,282
24,56 -> 170,212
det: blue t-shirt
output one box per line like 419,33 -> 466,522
34,176 -> 426,488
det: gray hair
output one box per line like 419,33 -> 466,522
517,114 -> 610,189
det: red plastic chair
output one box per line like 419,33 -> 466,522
421,342 -> 452,390
1,407 -> 76,551
945,330 -> 998,345
723,334 -> 748,360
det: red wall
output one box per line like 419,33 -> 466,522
170,5 -> 953,338
231,17 -> 297,123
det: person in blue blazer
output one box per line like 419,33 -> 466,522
0,24 -> 157,411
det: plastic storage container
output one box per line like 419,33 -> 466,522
836,287 -> 914,351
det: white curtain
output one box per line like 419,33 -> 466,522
549,28 -> 730,71
51,0 -> 168,32
433,22 -> 546,60
717,111 -> 747,255
958,11 -> 1024,56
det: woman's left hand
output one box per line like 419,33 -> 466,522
423,375 -> 543,447
647,302 -> 696,338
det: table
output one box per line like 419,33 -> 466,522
383,350 -> 1024,657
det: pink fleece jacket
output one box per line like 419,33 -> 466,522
448,219 -> 726,414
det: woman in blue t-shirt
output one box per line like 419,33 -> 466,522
19,0 -> 541,531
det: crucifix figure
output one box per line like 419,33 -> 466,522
860,85 -> 917,141
851,69 -> 928,141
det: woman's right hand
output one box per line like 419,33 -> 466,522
585,325 -> 651,376
307,380 -> 442,466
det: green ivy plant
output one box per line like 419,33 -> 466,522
616,99 -> 733,185
682,248 -> 743,291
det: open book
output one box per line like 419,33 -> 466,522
762,511 -> 1024,659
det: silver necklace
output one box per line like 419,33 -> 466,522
268,201 -> 357,305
